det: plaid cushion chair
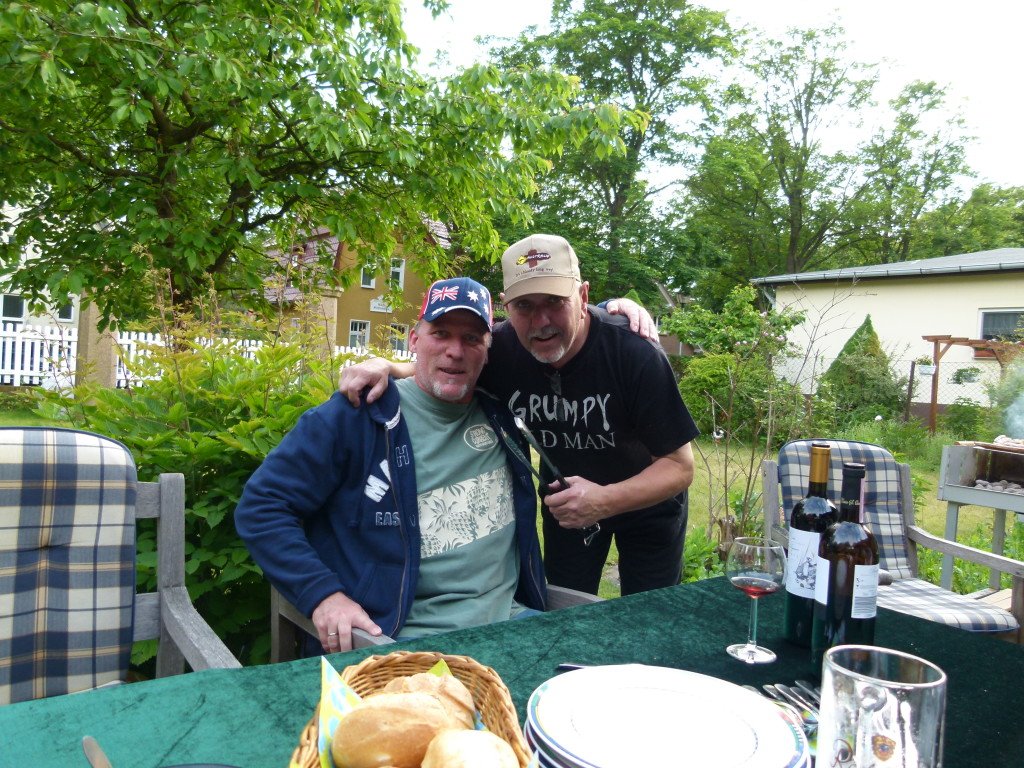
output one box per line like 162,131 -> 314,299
763,438 -> 1022,636
0,428 -> 239,705
0,428 -> 135,703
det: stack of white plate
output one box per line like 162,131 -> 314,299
524,665 -> 810,768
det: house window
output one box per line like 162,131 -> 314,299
389,259 -> 406,290
2,294 -> 25,323
980,309 -> 1024,341
349,319 -> 370,348
976,309 -> 1024,358
56,304 -> 74,322
389,323 -> 408,353
360,267 -> 375,289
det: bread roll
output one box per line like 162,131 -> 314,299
421,728 -> 519,768
382,672 -> 476,729
331,691 -> 459,768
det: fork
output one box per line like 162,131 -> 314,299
747,684 -> 818,757
742,685 -> 811,728
794,679 -> 822,705
774,684 -> 820,720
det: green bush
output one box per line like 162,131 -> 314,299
0,388 -> 62,427
667,353 -> 689,381
682,525 -> 724,583
838,417 -> 952,465
805,386 -> 839,437
940,397 -> 996,441
36,311 -> 353,665
668,287 -> 809,544
819,316 -> 908,428
950,366 -> 982,385
0,387 -> 40,411
677,352 -> 804,444
662,284 -> 801,358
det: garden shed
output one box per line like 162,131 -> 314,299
750,248 -> 1024,407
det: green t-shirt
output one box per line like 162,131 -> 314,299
395,378 -> 523,638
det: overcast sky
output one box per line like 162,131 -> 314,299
402,0 -> 1023,190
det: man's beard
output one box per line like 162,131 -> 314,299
430,381 -> 470,402
528,327 -> 570,364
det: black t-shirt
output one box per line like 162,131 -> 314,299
478,306 -> 700,517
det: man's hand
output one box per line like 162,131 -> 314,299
338,357 -> 394,406
544,477 -> 609,530
605,298 -> 658,341
311,591 -> 382,652
544,444 -> 693,530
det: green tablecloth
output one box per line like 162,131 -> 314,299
1,577 -> 1021,767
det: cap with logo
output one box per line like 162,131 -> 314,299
500,234 -> 581,302
418,276 -> 493,329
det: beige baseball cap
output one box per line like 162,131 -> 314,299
500,234 -> 581,302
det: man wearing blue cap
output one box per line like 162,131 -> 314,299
235,277 -> 546,653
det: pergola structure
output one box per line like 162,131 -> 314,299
920,334 -> 1024,432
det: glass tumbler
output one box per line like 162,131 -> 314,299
819,645 -> 947,767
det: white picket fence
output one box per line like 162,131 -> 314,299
0,323 -> 413,389
0,323 -> 77,388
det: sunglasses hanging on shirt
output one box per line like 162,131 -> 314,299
546,371 -> 562,396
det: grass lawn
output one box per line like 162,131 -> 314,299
594,438 -> 1011,598
0,407 -> 67,428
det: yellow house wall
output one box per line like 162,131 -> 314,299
770,272 -> 1024,402
332,243 -> 428,351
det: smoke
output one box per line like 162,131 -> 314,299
1006,391 -> 1024,438
996,357 -> 1024,439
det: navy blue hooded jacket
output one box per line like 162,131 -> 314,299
235,382 -> 547,639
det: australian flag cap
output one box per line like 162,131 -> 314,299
418,277 -> 493,329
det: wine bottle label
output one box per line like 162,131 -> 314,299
785,528 -> 821,598
851,563 -> 880,619
814,556 -> 830,605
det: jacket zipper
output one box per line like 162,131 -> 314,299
385,426 -> 409,638
490,409 -> 547,609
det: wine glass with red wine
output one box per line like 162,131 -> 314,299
726,536 -> 787,664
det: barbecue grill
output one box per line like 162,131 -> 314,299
938,439 -> 1024,591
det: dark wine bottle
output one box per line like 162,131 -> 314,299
811,462 -> 880,670
783,443 -> 838,647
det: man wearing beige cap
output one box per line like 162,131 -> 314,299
340,236 -> 698,596
483,234 -> 698,595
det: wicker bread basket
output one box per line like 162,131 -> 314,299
288,650 -> 531,768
